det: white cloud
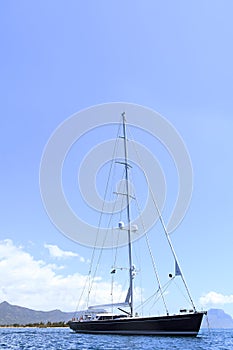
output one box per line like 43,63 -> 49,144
0,239 -> 130,312
199,291 -> 233,306
44,243 -> 85,262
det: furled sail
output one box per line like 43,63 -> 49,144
175,260 -> 182,276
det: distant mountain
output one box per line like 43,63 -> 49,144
201,308 -> 233,329
0,301 -> 74,325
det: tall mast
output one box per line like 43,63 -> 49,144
122,112 -> 134,317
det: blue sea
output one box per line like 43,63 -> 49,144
0,328 -> 232,350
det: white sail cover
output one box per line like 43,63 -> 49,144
88,302 -> 129,310
88,287 -> 131,310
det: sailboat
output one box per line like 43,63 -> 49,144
68,113 -> 206,336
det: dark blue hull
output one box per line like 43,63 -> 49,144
68,311 -> 206,336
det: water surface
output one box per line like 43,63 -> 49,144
0,328 -> 232,349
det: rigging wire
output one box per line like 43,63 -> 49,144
128,126 -> 196,313
172,278 -> 194,308
135,278 -> 174,314
84,120 -> 122,307
127,128 -> 169,315
110,185 -> 125,303
87,167 -> 127,303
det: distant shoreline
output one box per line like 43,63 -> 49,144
0,324 -> 69,328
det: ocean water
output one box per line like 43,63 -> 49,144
0,328 -> 232,350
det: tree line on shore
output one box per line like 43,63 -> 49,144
1,321 -> 69,328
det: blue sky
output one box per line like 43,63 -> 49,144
1,1 -> 233,315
